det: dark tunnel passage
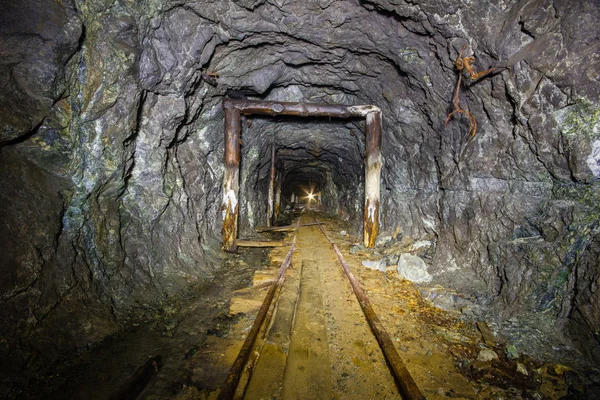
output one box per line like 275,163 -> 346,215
237,115 -> 366,238
1,0 -> 600,398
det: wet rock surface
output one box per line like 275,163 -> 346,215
1,0 -> 599,394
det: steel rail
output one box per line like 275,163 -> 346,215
217,220 -> 300,400
315,219 -> 426,400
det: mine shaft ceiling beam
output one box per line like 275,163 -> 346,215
223,98 -> 380,118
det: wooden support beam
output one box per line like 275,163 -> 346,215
222,98 -> 383,250
222,106 -> 241,253
274,170 -> 282,222
267,145 -> 276,227
223,98 -> 379,119
235,240 -> 286,247
364,110 -> 382,248
256,227 -> 296,233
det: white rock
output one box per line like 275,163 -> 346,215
411,240 -> 432,250
587,140 -> 600,178
362,259 -> 386,272
375,235 -> 392,246
397,253 -> 432,283
477,348 -> 499,362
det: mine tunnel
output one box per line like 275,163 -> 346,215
224,99 -> 381,252
258,115 -> 366,217
1,0 -> 600,399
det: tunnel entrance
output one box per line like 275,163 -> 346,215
221,98 -> 383,253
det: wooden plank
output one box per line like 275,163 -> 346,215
229,285 -> 271,315
282,260 -> 332,399
217,222 -> 299,400
255,222 -> 325,232
243,259 -> 301,399
252,270 -> 277,286
235,240 -> 286,247
256,226 -> 296,232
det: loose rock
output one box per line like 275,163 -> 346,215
361,259 -> 386,272
506,345 -> 520,360
397,253 -> 432,283
516,362 -> 528,376
375,235 -> 392,247
350,244 -> 366,254
477,348 -> 499,362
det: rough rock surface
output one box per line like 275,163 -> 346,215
1,0 -> 599,386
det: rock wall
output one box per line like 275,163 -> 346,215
1,0 -> 599,375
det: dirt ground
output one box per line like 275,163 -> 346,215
183,213 -> 572,399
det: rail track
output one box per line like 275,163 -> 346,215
218,214 -> 425,400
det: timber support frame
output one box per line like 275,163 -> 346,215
267,145 -> 276,227
221,98 -> 383,252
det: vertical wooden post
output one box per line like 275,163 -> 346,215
222,105 -> 241,253
364,110 -> 382,248
267,145 -> 276,227
274,170 -> 281,222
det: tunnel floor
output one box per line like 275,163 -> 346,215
228,216 -> 401,399
186,213 -> 571,399
23,213 -> 572,400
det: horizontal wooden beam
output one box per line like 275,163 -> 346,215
235,240 -> 287,247
223,98 -> 380,118
255,222 -> 325,232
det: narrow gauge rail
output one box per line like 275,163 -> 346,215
218,215 -> 425,400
